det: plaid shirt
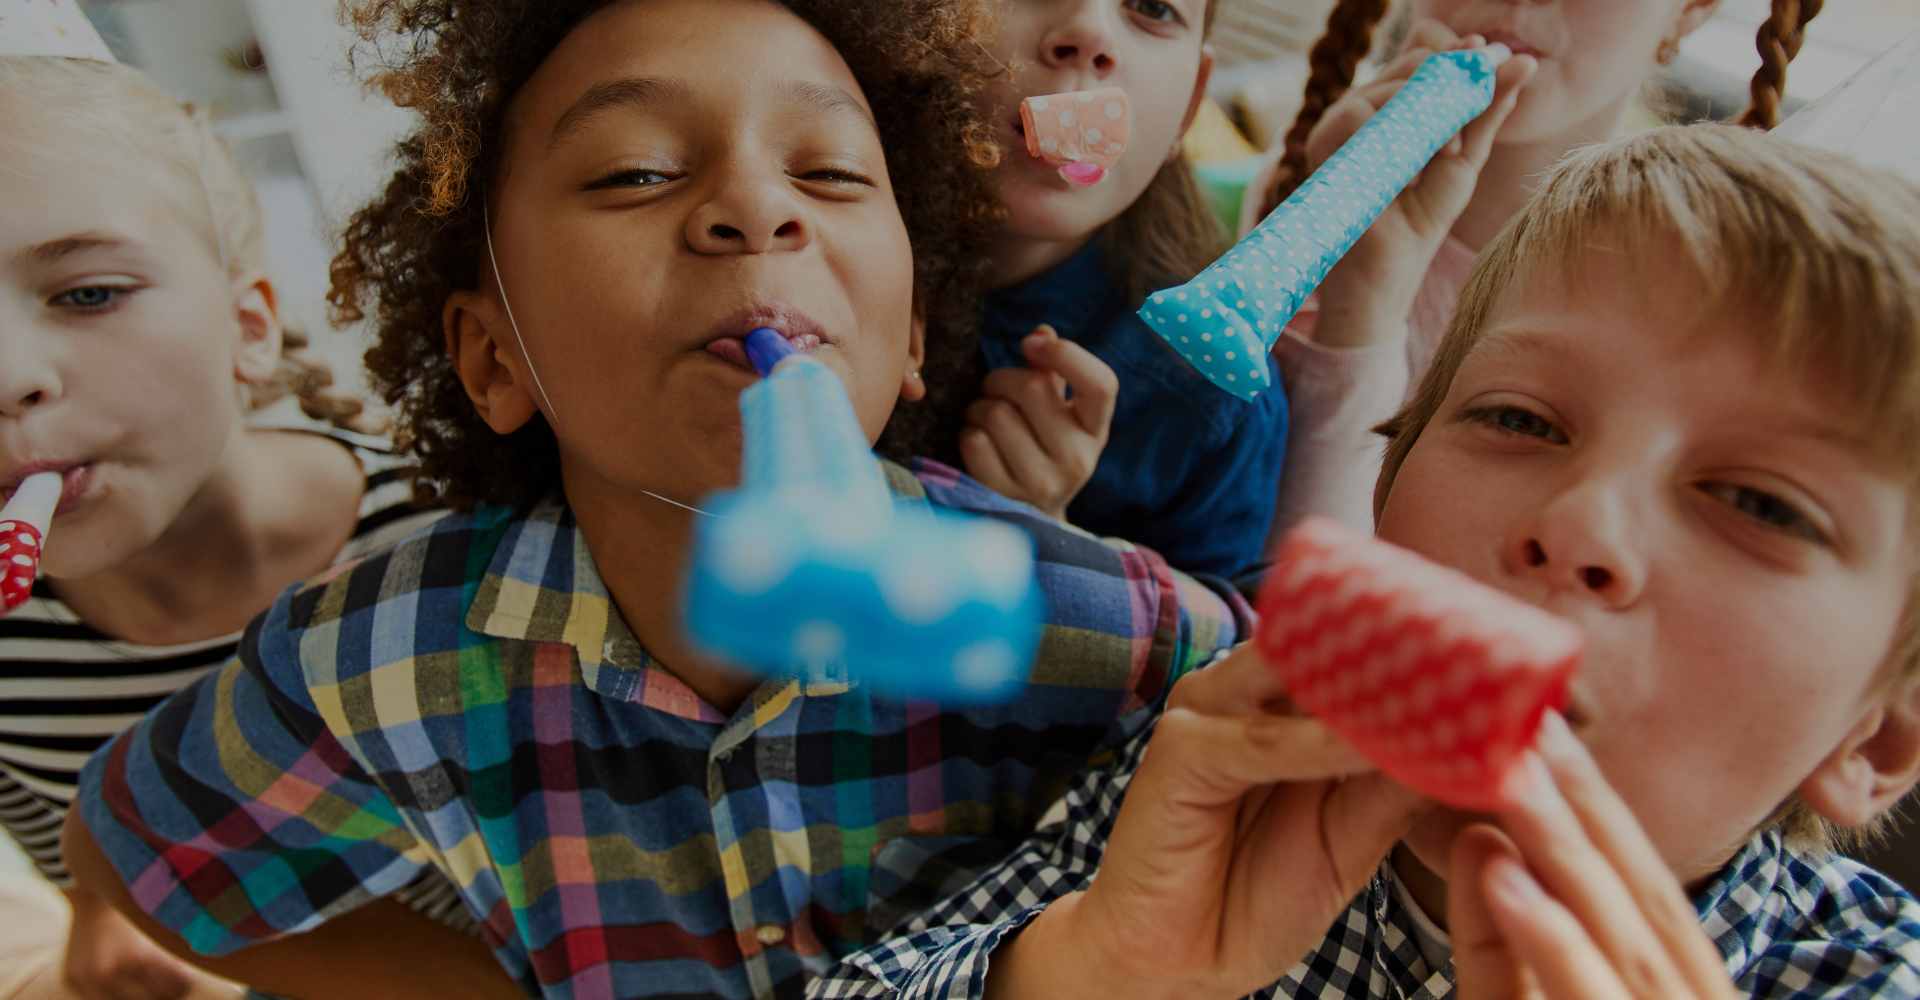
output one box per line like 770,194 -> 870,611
76,459 -> 1247,1000
813,711 -> 1920,1000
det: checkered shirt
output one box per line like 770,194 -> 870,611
75,460 -> 1248,999
811,710 -> 1920,999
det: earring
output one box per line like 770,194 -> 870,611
1656,37 -> 1679,66
909,369 -> 922,381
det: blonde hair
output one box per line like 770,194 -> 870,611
1373,124 -> 1920,852
0,56 -> 380,434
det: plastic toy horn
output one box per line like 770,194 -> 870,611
1140,45 -> 1511,401
0,472 -> 61,615
684,329 -> 1044,703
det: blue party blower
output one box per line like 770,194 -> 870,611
684,329 -> 1044,703
1140,45 -> 1510,400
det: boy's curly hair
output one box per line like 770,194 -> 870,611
329,0 -> 1004,509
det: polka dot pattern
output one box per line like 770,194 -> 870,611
1138,49 -> 1500,401
0,520 -> 43,613
1021,86 -> 1131,172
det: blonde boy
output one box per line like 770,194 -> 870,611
814,125 -> 1920,999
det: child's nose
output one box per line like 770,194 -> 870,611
0,343 -> 60,419
685,180 -> 812,256
1505,483 -> 1647,609
1039,5 -> 1118,77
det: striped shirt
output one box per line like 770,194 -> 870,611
811,711 -> 1920,1000
75,459 -> 1248,999
0,431 -> 443,886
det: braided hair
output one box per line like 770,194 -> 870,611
1256,0 -> 1826,219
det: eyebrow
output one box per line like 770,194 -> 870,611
1465,328 -> 1584,368
777,80 -> 875,127
21,233 -> 130,265
547,76 -> 874,150
549,77 -> 696,149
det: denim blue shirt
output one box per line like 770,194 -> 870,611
980,241 -> 1287,579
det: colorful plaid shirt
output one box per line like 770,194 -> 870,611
75,459 -> 1247,1000
811,712 -> 1920,1000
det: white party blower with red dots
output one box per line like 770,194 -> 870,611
1256,517 -> 1582,812
0,472 -> 61,614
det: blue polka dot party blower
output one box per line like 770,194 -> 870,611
684,328 -> 1044,703
1139,45 -> 1510,401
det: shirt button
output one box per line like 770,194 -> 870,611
755,925 -> 786,946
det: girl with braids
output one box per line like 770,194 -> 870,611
62,1 -> 1252,997
1256,0 -> 1823,538
0,53 -> 471,1000
959,0 -> 1290,580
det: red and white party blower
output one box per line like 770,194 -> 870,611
0,472 -> 61,614
1257,517 -> 1583,812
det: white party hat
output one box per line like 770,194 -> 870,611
1774,31 -> 1920,183
0,0 -> 115,62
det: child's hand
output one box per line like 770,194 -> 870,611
62,886 -> 199,1000
1308,20 -> 1538,349
1448,714 -> 1737,1000
988,644 -> 1424,999
961,325 -> 1117,521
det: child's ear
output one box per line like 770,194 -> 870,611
1173,45 -> 1217,156
1798,675 -> 1920,828
899,300 -> 928,404
230,274 -> 284,386
444,289 -> 541,435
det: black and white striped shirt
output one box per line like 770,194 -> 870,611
0,432 -> 465,931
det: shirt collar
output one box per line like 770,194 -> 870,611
1353,830 -> 1806,999
982,238 -> 1118,343
463,464 -> 934,716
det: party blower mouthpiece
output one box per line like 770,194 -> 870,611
1140,45 -> 1511,400
683,328 -> 1044,703
0,472 -> 61,614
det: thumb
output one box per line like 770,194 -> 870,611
1320,775 -> 1426,896
1448,824 -> 1529,1000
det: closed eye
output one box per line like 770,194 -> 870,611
1462,403 -> 1568,445
1698,483 -> 1829,545
584,168 -> 680,191
797,168 -> 875,187
1125,0 -> 1186,26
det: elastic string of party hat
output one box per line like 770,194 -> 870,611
483,201 -> 720,519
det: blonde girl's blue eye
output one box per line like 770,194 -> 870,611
51,286 -> 126,312
1700,483 -> 1829,545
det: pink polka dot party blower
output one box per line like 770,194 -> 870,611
1019,87 -> 1132,188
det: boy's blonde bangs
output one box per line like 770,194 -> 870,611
1380,124 -> 1920,521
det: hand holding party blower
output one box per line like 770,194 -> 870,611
0,472 -> 61,614
684,329 -> 1044,703
1139,45 -> 1511,400
1255,518 -> 1581,811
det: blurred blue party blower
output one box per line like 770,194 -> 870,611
684,328 -> 1044,703
1140,44 -> 1510,401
